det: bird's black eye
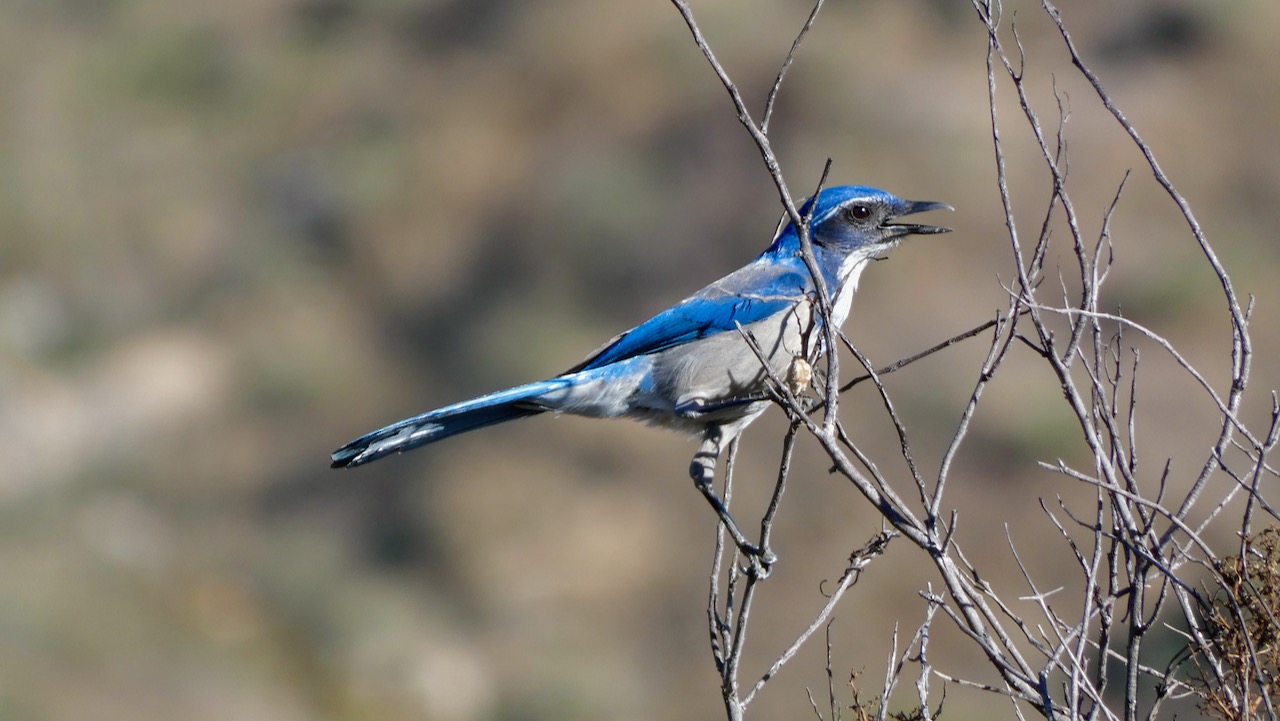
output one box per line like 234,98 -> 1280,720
845,204 -> 872,222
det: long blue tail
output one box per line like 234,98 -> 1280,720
331,378 -> 572,468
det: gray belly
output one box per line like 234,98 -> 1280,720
643,302 -> 815,423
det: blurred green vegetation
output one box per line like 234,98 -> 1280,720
2,1 -> 1278,719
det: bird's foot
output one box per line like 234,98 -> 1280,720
689,457 -> 776,572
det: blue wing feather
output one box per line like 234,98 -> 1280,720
568,263 -> 811,372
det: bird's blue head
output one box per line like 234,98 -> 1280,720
767,185 -> 952,256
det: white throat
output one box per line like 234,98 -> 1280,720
829,250 -> 878,328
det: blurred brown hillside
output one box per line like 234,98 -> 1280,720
1,1 -> 1278,720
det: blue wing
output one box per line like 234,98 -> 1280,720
568,262 -> 811,373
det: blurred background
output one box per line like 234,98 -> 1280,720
2,0 -> 1278,719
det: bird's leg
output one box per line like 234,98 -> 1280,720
690,425 -> 775,566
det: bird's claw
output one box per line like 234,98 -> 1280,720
690,454 -> 775,572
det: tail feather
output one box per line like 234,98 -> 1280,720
331,378 -> 571,468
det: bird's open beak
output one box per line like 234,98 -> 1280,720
884,199 -> 953,237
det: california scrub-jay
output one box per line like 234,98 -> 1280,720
332,185 -> 950,553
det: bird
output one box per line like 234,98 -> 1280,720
331,185 -> 950,554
